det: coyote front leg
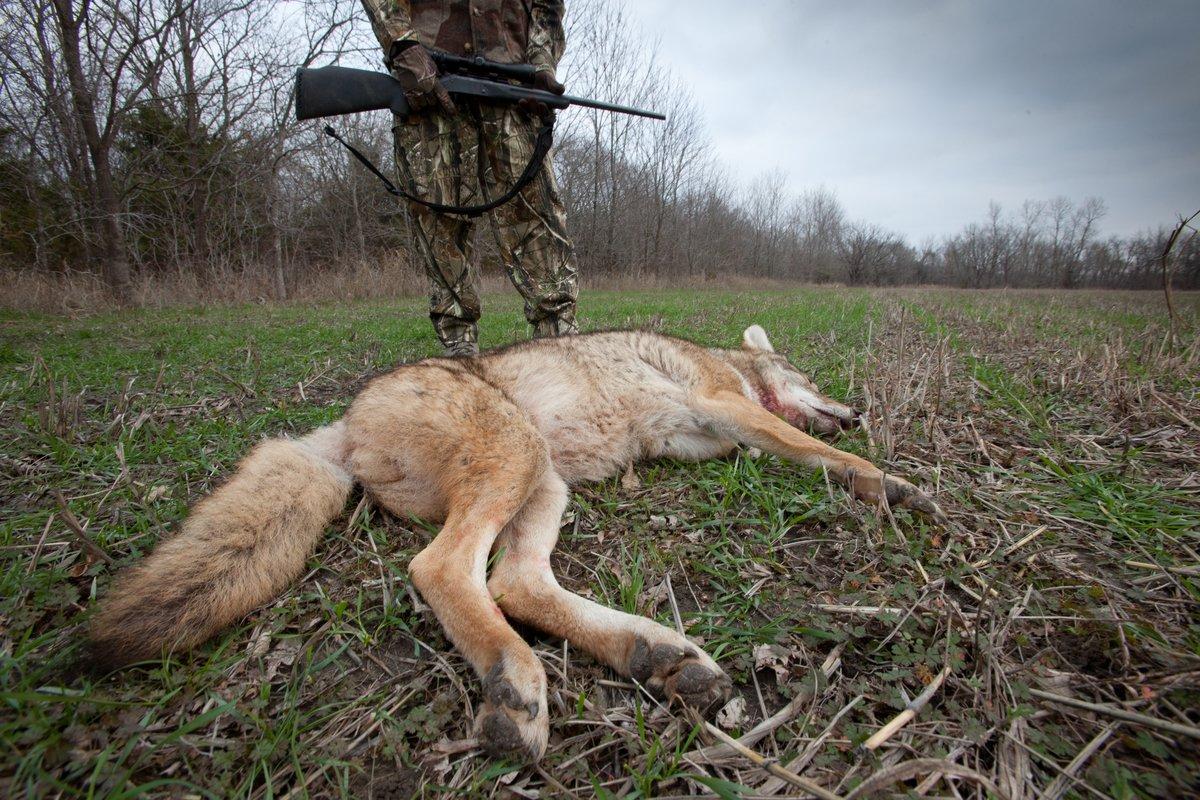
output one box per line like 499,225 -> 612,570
695,390 -> 945,521
487,473 -> 732,712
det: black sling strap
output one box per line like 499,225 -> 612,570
322,120 -> 554,218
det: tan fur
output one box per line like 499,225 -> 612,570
89,326 -> 943,761
88,430 -> 352,669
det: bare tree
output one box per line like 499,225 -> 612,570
790,186 -> 845,281
1067,197 -> 1106,288
1013,199 -> 1044,286
49,0 -> 183,300
1043,196 -> 1105,288
985,200 -> 1012,286
745,170 -> 788,278
840,221 -> 899,285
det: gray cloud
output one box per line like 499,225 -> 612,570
622,0 -> 1200,240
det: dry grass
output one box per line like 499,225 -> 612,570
3,262 -> 837,314
2,258 -> 433,312
1,287 -> 1198,798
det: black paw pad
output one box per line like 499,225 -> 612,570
629,638 -> 686,683
667,663 -> 732,713
480,711 -> 526,758
483,661 -> 524,710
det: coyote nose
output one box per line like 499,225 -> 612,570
840,413 -> 862,431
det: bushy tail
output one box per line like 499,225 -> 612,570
88,424 -> 353,669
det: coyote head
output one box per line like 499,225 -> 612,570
736,325 -> 861,434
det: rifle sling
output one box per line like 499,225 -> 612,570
322,121 -> 554,218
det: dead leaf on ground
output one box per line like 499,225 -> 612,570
716,695 -> 747,730
753,643 -> 793,681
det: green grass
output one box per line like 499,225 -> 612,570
2,287 -> 1198,798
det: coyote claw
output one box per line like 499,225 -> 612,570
847,472 -> 946,524
881,475 -> 946,523
903,491 -> 948,524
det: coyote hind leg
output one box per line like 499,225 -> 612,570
395,432 -> 553,760
487,472 -> 732,713
348,364 -> 555,760
408,492 -> 552,761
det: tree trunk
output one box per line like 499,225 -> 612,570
52,0 -> 133,303
273,234 -> 287,301
178,0 -> 208,264
96,150 -> 134,299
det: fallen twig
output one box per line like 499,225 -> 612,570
1041,722 -> 1119,800
1028,688 -> 1200,741
1124,559 -> 1200,577
813,603 -> 903,616
27,514 -> 55,576
1148,387 -> 1200,433
690,643 -> 845,762
691,714 -> 845,800
844,757 -> 1006,800
862,665 -> 951,752
52,491 -> 114,565
757,694 -> 863,795
665,572 -> 685,635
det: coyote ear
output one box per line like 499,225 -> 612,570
741,325 -> 775,353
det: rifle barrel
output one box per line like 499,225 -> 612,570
439,76 -> 666,121
561,95 -> 667,121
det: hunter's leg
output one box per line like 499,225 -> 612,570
411,208 -> 481,356
394,113 -> 482,355
487,472 -> 731,712
481,107 -> 578,338
694,390 -> 945,520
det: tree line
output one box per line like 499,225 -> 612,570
1,0 -> 1195,306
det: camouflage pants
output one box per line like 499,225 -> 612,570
393,101 -> 578,353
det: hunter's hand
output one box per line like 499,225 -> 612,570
518,69 -> 565,119
389,41 -> 456,114
533,70 -> 565,95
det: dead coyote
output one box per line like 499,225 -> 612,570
89,325 -> 943,761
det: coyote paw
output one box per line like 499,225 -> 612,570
478,654 -> 548,762
629,636 -> 732,714
882,475 -> 947,524
852,471 -> 947,524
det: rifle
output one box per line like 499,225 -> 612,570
295,52 -> 666,122
293,48 -> 665,216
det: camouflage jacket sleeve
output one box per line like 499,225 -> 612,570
527,0 -> 566,74
359,0 -> 416,53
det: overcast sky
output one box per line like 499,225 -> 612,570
616,1 -> 1199,242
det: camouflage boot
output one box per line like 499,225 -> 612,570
429,282 -> 481,357
532,314 -> 578,339
442,339 -> 479,358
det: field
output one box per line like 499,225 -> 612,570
2,288 -> 1198,799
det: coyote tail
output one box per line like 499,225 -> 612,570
87,423 -> 353,669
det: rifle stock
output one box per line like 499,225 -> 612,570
294,65 -> 409,121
